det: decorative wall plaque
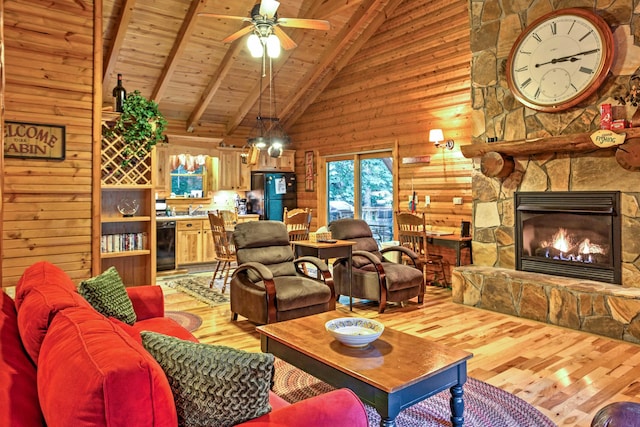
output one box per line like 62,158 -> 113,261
4,121 -> 66,160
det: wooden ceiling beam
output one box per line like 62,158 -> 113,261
186,41 -> 245,133
152,0 -> 207,103
281,0 -> 405,129
316,0 -> 364,19
102,0 -> 136,90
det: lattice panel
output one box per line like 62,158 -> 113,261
101,122 -> 152,186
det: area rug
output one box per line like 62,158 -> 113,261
163,276 -> 229,307
272,359 -> 556,427
165,311 -> 203,332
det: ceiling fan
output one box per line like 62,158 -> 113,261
199,0 -> 330,57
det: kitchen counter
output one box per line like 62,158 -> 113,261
156,214 -> 260,222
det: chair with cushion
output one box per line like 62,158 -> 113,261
207,212 -> 237,293
230,220 -> 336,324
283,207 -> 312,243
396,211 -> 448,287
328,218 -> 424,313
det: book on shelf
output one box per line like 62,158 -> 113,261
101,232 -> 147,253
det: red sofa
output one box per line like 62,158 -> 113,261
0,261 -> 368,427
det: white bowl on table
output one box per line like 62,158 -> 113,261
325,317 -> 384,348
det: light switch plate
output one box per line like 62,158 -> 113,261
453,197 -> 463,205
425,195 -> 431,205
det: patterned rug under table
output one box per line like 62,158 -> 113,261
272,359 -> 555,427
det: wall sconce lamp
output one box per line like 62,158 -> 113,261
428,129 -> 454,150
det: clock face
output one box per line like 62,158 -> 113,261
506,8 -> 614,112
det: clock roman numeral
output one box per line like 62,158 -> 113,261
571,83 -> 578,91
515,66 -> 528,72
579,66 -> 593,74
532,33 -> 542,42
534,87 -> 541,99
521,78 -> 532,89
567,21 -> 575,34
550,22 -> 557,35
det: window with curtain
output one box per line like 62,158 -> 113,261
169,154 -> 208,196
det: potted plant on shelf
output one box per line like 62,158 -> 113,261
104,90 -> 167,165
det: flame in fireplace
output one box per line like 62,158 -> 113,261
552,228 -> 570,253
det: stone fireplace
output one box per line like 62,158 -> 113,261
459,0 -> 640,343
514,191 -> 622,284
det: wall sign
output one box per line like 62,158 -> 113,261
305,151 -> 314,192
4,121 -> 66,160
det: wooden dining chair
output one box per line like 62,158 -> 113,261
283,207 -> 312,243
395,211 -> 448,287
217,208 -> 238,232
207,212 -> 237,293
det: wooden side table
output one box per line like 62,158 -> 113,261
293,240 -> 356,310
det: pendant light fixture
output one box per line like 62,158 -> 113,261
246,47 -> 290,158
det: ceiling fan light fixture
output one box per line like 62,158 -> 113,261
266,34 -> 281,58
259,0 -> 280,19
247,33 -> 264,58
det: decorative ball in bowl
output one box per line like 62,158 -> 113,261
117,198 -> 139,217
325,317 -> 384,348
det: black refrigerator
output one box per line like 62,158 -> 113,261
248,172 -> 297,221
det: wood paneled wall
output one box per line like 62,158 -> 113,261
2,0 -> 95,286
289,0 -> 473,235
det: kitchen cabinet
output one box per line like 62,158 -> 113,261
100,117 -> 156,287
154,143 -> 170,198
218,147 -> 250,191
202,224 -> 217,263
253,149 -> 295,172
176,220 -> 203,265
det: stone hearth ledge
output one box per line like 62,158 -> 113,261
452,266 -> 640,344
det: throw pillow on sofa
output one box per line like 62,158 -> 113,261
78,266 -> 137,325
141,331 -> 274,427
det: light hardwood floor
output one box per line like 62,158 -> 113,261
163,280 -> 640,427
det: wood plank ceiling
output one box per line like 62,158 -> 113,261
101,0 -> 388,143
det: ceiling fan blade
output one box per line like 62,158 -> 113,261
222,26 -> 254,44
259,0 -> 280,19
198,13 -> 251,22
273,26 -> 297,50
277,17 -> 330,31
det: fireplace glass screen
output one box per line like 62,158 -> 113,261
515,191 -> 621,284
520,212 -> 612,265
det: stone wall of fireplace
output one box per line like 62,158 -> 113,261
469,0 -> 640,288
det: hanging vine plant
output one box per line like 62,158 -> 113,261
104,90 -> 167,165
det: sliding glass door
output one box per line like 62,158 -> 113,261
327,153 -> 393,244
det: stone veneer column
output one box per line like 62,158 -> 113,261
468,0 -> 640,287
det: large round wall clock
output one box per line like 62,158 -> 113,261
506,8 -> 614,112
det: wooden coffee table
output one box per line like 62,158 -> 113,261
257,312 -> 473,427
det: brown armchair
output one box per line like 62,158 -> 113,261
328,218 -> 424,313
230,221 -> 335,324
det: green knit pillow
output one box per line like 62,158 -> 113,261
78,267 -> 137,325
141,331 -> 274,427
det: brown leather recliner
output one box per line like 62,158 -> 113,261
230,221 -> 335,324
329,218 -> 424,313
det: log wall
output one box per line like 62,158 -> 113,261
289,0 -> 473,275
290,0 -> 473,232
2,0 -> 96,286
